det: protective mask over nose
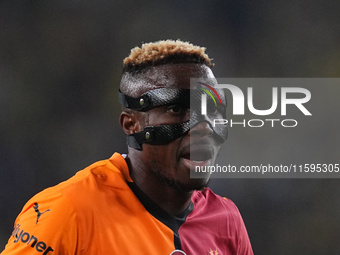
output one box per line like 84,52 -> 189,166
118,87 -> 228,150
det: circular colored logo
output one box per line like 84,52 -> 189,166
170,250 -> 187,255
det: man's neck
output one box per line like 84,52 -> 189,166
126,156 -> 193,216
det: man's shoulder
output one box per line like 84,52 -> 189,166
183,188 -> 252,254
192,188 -> 241,217
25,153 -> 129,210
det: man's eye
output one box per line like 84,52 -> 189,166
207,101 -> 218,115
207,103 -> 224,116
208,107 -> 218,115
167,105 -> 184,114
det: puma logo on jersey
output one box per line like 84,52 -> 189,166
33,203 -> 50,224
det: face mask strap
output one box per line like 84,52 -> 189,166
126,118 -> 227,150
118,89 -> 190,112
119,88 -> 228,150
127,120 -> 192,150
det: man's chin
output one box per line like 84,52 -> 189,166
169,182 -> 208,193
158,174 -> 209,193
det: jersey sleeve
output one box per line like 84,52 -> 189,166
236,211 -> 253,255
1,189 -> 79,255
225,198 -> 254,255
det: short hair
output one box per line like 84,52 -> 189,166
122,39 -> 214,74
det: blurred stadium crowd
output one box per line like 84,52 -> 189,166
0,1 -> 339,254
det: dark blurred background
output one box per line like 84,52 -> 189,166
1,1 -> 339,254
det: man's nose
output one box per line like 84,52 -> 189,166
188,121 -> 214,137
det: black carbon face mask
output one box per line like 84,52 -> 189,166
119,87 -> 228,150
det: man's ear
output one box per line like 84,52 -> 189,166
119,111 -> 142,135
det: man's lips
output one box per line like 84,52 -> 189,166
179,143 -> 214,168
181,149 -> 213,162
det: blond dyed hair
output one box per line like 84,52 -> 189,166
122,39 -> 214,73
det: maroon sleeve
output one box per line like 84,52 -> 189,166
179,189 -> 253,255
229,199 -> 253,255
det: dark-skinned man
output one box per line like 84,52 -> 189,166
2,40 -> 253,255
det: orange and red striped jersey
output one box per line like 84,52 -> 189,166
1,153 -> 253,255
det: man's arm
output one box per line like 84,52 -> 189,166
1,190 -> 79,255
236,212 -> 254,255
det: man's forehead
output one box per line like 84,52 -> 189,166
121,63 -> 215,96
143,63 -> 214,88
